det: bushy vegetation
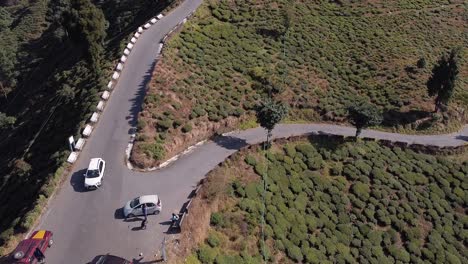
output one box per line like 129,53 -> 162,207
193,140 -> 467,263
135,0 -> 467,165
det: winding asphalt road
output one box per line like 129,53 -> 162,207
32,0 -> 467,263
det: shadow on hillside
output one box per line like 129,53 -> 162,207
309,132 -> 347,152
212,135 -> 248,150
382,109 -> 431,127
127,59 -> 159,132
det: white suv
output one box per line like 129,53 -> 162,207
84,158 -> 105,189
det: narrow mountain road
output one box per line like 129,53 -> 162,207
32,0 -> 467,263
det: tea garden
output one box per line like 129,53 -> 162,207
190,139 -> 467,263
133,0 -> 467,166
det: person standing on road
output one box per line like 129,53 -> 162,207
139,204 -> 148,229
142,204 -> 148,221
171,212 -> 180,226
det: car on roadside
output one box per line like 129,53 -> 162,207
84,158 -> 106,189
123,195 -> 162,218
10,230 -> 53,263
92,254 -> 132,264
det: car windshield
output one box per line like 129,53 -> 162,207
130,198 -> 139,208
86,169 -> 100,178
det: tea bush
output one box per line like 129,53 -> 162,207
194,139 -> 467,263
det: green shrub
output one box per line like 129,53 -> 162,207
141,142 -> 165,160
182,123 -> 193,133
351,182 -> 370,201
198,245 -> 217,263
295,144 -> 317,158
210,212 -> 224,227
207,232 -> 220,247
307,156 -> 324,170
330,163 -> 343,176
388,245 -> 410,263
254,163 -> 267,176
157,119 -> 173,131
186,254 -> 202,264
285,243 -> 303,262
284,144 -> 297,157
244,155 -> 257,166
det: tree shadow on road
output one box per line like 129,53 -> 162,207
212,135 -> 248,150
455,135 -> 468,141
127,59 -> 159,132
70,169 -> 91,193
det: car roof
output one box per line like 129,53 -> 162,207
13,230 -> 51,261
139,195 -> 158,204
88,158 -> 101,170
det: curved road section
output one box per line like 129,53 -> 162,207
35,0 -> 467,262
38,1 -> 203,263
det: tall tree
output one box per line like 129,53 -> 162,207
427,48 -> 461,112
0,111 -> 15,129
0,7 -> 18,92
348,102 -> 382,137
255,97 -> 288,262
256,98 -> 289,144
65,0 -> 107,69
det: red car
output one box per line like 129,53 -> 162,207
10,230 -> 53,263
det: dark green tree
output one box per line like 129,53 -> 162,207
255,98 -> 288,143
347,102 -> 382,137
0,7 -> 18,90
427,48 -> 461,112
0,112 -> 16,129
65,0 -> 107,69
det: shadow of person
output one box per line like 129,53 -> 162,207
125,216 -> 144,222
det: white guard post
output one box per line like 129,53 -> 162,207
90,112 -> 100,123
97,101 -> 105,111
67,152 -> 78,163
75,138 -> 86,150
101,91 -> 110,100
82,124 -> 93,137
112,71 -> 120,80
